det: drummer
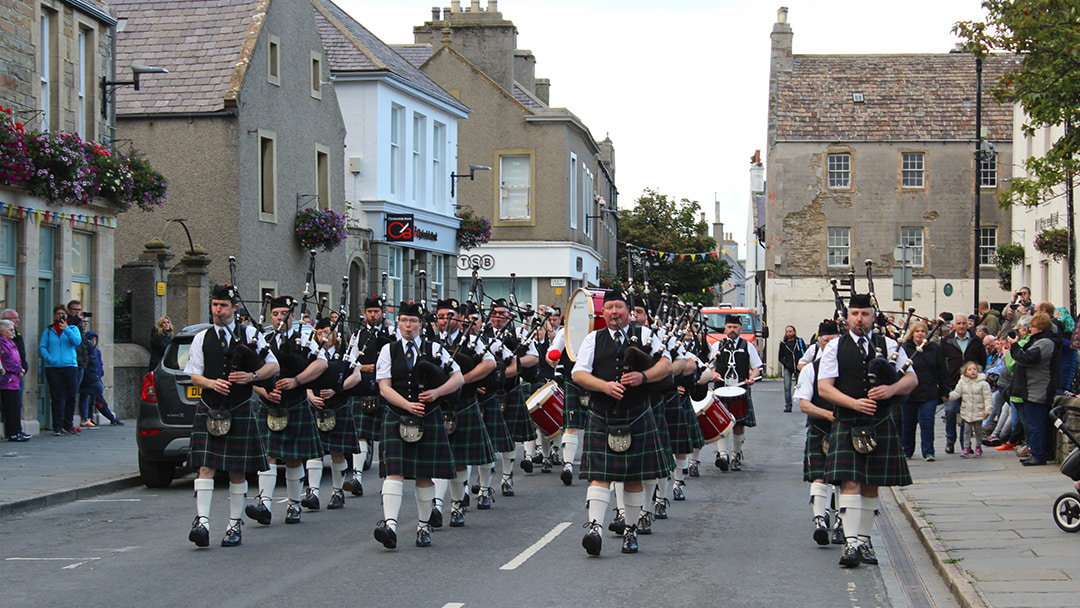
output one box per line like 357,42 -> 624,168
528,305 -> 563,472
709,315 -> 762,472
572,289 -> 671,555
546,315 -> 586,486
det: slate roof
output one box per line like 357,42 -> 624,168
391,44 -> 435,69
111,0 -> 264,115
512,82 -> 545,109
775,54 -> 1017,142
312,0 -> 463,110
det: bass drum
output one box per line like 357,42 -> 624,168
692,394 -> 734,443
564,288 -> 605,361
526,380 -> 565,439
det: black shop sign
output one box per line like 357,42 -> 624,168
386,214 -> 415,242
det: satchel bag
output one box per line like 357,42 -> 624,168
850,425 -> 878,454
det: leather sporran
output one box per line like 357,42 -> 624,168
497,394 -> 507,412
315,408 -> 336,432
578,390 -> 591,409
360,396 -> 378,414
398,414 -> 424,443
267,407 -> 289,432
822,435 -> 831,456
850,425 -> 878,454
607,424 -> 632,453
443,410 -> 457,435
206,409 -> 232,437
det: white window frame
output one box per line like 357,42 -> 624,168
979,226 -> 998,267
390,105 -> 404,197
569,153 -> 578,229
258,129 -> 277,223
40,11 -> 52,130
900,227 -> 925,267
315,143 -> 330,210
430,254 -> 445,299
827,227 -> 851,268
387,247 -> 403,314
432,122 -> 445,209
258,280 -> 279,304
901,152 -> 925,188
980,152 -> 998,189
310,51 -> 323,99
412,113 -> 426,205
77,28 -> 88,137
267,35 -> 281,86
827,152 -> 851,189
0,220 -> 17,312
497,152 -> 532,222
70,231 -> 92,307
583,166 -> 594,238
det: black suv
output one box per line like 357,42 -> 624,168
136,323 -> 209,487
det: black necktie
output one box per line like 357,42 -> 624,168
615,330 -> 625,355
406,342 -> 416,370
218,328 -> 228,349
858,337 -> 868,357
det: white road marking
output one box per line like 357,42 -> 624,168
441,604 -> 465,608
77,498 -> 142,502
6,557 -> 102,562
498,521 -> 572,571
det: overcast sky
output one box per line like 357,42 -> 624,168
334,0 -> 991,255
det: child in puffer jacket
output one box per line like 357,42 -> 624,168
947,361 -> 994,457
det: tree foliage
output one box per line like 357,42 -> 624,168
954,0 -> 1080,208
615,188 -> 732,305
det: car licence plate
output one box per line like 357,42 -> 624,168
186,386 -> 202,399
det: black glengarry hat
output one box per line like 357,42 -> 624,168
848,293 -> 874,309
725,314 -> 743,326
602,289 -> 627,305
436,298 -> 459,311
818,319 -> 839,336
363,295 -> 383,310
398,301 -> 422,318
211,284 -> 237,303
269,295 -> 295,310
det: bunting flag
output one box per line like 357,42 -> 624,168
620,240 -> 725,260
0,201 -> 114,229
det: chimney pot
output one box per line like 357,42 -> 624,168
470,0 -> 481,12
432,6 -> 441,20
451,0 -> 461,12
489,0 -> 498,12
778,7 -> 788,23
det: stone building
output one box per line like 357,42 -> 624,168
110,0 -> 350,327
762,8 -> 1014,373
1,0 -> 123,434
312,0 -> 469,314
395,0 -> 618,308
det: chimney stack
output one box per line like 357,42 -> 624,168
432,6 -> 441,20
470,0 -> 481,12
451,0 -> 461,13
534,77 -> 550,105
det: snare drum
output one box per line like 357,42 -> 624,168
526,380 -> 565,439
692,394 -> 735,443
714,385 -> 748,419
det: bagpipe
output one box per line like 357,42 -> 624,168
200,257 -> 263,411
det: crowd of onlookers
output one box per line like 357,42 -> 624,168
780,286 -> 1080,468
1,301 -> 127,442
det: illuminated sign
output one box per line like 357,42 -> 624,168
386,214 -> 414,242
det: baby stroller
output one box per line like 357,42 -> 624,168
1050,403 -> 1080,532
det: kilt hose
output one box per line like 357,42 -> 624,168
189,400 -> 269,474
477,392 -> 515,453
502,381 -> 535,443
316,398 -> 358,455
256,398 -> 325,462
378,404 -> 456,480
579,402 -> 671,482
561,379 -> 588,430
824,416 -> 912,487
446,397 -> 497,466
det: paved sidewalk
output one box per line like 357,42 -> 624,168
893,439 -> 1080,608
0,421 -> 141,518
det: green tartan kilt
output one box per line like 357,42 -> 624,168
561,379 -> 587,430
684,393 -> 706,449
579,403 -> 670,482
352,394 -> 383,442
378,404 -> 456,480
502,382 -> 535,442
477,392 -> 515,452
734,389 -> 757,428
446,398 -> 497,465
316,398 -> 358,455
803,424 -> 829,482
256,398 -> 325,461
663,391 -> 696,454
189,400 -> 269,473
824,416 -> 912,487
651,394 -> 676,473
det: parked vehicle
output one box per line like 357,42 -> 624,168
700,304 -> 768,348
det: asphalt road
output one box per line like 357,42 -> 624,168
0,381 -> 958,607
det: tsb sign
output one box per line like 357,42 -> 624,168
386,214 -> 414,242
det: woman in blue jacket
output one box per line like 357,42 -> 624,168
39,305 -> 82,435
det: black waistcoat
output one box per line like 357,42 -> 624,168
807,359 -> 834,432
833,333 -> 888,423
201,326 -> 254,406
714,338 -> 751,382
590,326 -> 648,412
389,340 -> 441,404
268,331 -> 310,403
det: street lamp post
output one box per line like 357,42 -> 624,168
974,55 -> 983,318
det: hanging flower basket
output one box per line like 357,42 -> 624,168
0,105 -> 31,186
24,130 -> 95,206
295,208 -> 347,252
993,243 -> 1025,291
457,209 -> 491,251
84,142 -> 133,207
126,148 -> 168,211
1034,227 -> 1069,261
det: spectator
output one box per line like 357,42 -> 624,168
1000,287 -> 1032,336
974,325 -> 991,341
78,331 -> 123,426
1,309 -> 28,421
900,321 -> 948,461
978,300 -> 1002,336
942,313 -> 987,454
946,361 -> 993,457
1053,306 -> 1077,392
1,319 -> 28,441
982,335 -> 1007,438
148,316 -> 173,371
40,305 -> 82,436
778,325 -> 806,413
1008,312 -> 1059,466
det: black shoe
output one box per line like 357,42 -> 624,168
221,520 -> 242,547
477,487 -> 493,510
688,461 -> 700,477
985,437 -> 1002,447
541,458 -> 552,473
784,407 -> 792,413
501,477 -> 515,497
462,493 -> 470,508
550,449 -> 562,466
430,504 -> 443,528
608,512 -> 626,536
449,503 -> 465,527
245,502 -> 272,525
342,474 -> 363,497
582,522 -> 603,556
560,463 -> 574,485
362,449 -> 373,471
326,489 -> 345,510
831,522 -> 846,545
621,525 -> 639,554
637,513 -> 653,535
859,540 -> 878,565
520,458 -> 533,473
470,482 -> 481,495
716,452 -> 729,471
1021,457 -> 1048,466
374,520 -> 397,549
8,434 -> 29,442
285,502 -> 302,524
813,516 -> 829,546
839,544 -> 861,567
189,517 -> 210,548
301,488 -> 320,510
672,480 -> 686,501
945,442 -> 954,454
654,498 -> 669,520
416,523 -> 432,547
730,454 -> 743,472
531,450 -> 544,464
